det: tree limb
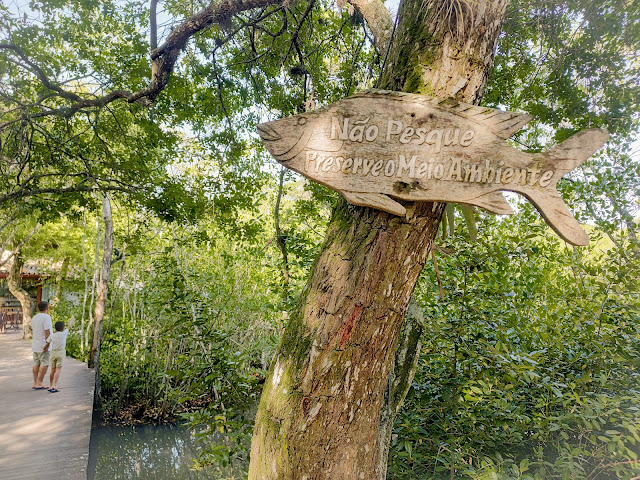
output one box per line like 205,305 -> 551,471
378,298 -> 424,479
0,185 -> 132,205
274,166 -> 290,299
140,0 -> 288,102
0,0 -> 287,126
346,0 -> 393,52
1,0 -> 391,126
0,43 -> 82,102
0,222 -> 41,269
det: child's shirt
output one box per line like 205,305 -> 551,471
47,329 -> 70,352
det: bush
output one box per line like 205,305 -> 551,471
389,222 -> 640,479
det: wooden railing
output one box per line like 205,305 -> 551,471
0,312 -> 23,333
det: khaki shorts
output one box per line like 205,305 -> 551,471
33,351 -> 50,366
50,350 -> 65,368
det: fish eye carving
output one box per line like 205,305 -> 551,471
297,117 -> 307,125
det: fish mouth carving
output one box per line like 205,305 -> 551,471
257,123 -> 282,142
257,118 -> 314,162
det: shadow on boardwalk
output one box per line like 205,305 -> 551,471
0,330 -> 95,480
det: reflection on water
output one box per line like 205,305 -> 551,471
88,424 -> 239,480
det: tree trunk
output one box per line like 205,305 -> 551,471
377,298 -> 424,478
80,218 -> 89,355
248,1 -> 508,478
87,215 -> 101,356
378,0 -> 508,105
249,200 -> 444,479
89,195 -> 114,370
274,167 -> 291,300
52,256 -> 70,306
7,249 -> 35,339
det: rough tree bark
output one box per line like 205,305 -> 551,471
7,249 -> 36,339
248,0 -> 509,478
249,200 -> 445,479
89,195 -> 114,370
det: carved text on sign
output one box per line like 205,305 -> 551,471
330,118 -> 476,147
257,90 -> 609,246
305,152 -> 555,188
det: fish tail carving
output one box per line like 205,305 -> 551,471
521,129 -> 609,246
544,128 -> 610,180
522,189 -> 590,246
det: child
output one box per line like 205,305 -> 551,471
46,315 -> 74,393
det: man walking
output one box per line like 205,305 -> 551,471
31,301 -> 52,390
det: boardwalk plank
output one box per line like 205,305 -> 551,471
0,330 -> 95,480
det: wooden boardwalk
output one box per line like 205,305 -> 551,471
0,330 -> 95,480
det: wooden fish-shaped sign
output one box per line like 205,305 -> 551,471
257,90 -> 609,246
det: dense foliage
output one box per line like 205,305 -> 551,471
45,182 -> 329,470
389,205 -> 640,479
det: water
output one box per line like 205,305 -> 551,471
88,424 -> 241,480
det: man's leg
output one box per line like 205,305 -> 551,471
36,364 -> 48,388
32,362 -> 40,388
35,352 -> 50,388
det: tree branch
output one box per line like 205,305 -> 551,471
0,212 -> 19,236
0,222 -> 41,269
140,0 -> 287,102
0,0 -> 287,127
377,298 -> 424,479
346,0 -> 393,52
0,43 -> 82,102
1,0 -> 390,127
0,185 -> 133,205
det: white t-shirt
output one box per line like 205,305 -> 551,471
31,312 -> 53,352
47,329 -> 70,352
